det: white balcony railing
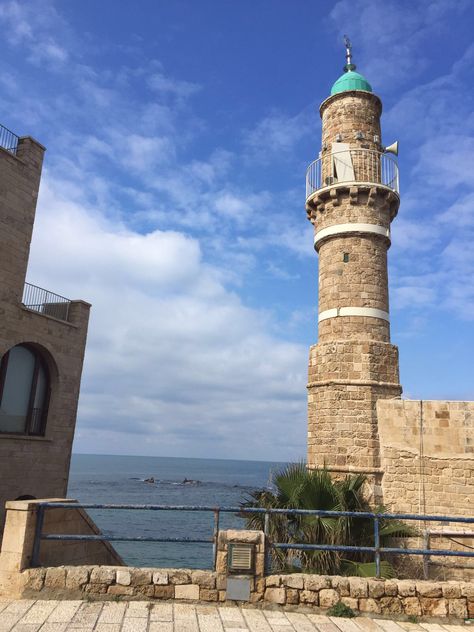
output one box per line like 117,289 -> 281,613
306,148 -> 399,201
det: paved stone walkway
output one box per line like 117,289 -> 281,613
0,600 -> 468,632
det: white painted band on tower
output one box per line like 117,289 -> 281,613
318,307 -> 390,322
314,223 -> 390,249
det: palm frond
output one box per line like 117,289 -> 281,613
340,559 -> 396,578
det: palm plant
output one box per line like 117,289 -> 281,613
240,463 -> 415,577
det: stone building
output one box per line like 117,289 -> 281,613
0,124 -> 90,534
305,43 -> 474,521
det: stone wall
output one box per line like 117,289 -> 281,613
0,135 -> 90,534
0,302 -> 90,532
320,91 -> 382,155
0,499 -> 122,596
21,567 -> 474,620
377,399 -> 474,516
377,399 -> 474,579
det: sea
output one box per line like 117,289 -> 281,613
68,454 -> 286,570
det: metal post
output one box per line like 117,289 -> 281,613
423,530 -> 430,579
31,504 -> 45,568
374,516 -> 381,578
212,509 -> 220,571
264,511 -> 270,575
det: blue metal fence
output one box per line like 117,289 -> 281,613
31,502 -> 474,578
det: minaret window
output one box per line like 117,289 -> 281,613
343,253 -> 350,263
0,344 -> 50,436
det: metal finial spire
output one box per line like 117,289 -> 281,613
343,35 -> 356,72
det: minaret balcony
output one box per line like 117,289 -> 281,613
306,148 -> 399,204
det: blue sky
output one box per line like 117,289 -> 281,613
1,0 -> 473,461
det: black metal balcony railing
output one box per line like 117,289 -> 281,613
306,148 -> 399,201
22,282 -> 71,322
0,122 -> 20,155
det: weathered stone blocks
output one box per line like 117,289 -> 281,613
19,565 -> 473,619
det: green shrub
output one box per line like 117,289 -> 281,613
327,601 -> 356,618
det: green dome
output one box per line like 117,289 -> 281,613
330,69 -> 372,95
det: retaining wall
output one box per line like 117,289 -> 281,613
21,566 -> 474,620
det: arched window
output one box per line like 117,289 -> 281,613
0,344 -> 50,436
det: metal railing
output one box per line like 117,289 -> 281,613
0,122 -> 20,155
31,503 -> 474,578
22,283 -> 72,322
306,149 -> 399,200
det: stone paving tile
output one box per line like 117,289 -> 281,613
47,602 -> 82,624
149,622 -> 173,632
0,603 -> 35,632
19,600 -> 59,625
197,607 -> 225,632
374,620 -> 406,632
150,602 -> 174,621
172,620 -> 200,632
241,609 -> 273,632
354,619 -> 387,632
95,603 -> 126,624
40,624 -> 68,632
306,614 -> 341,632
396,623 -> 424,632
261,614 -> 295,632
175,604 -> 198,620
286,612 -> 318,631
2,601 -> 35,616
419,626 -> 449,632
67,602 -> 104,628
121,617 -> 148,632
263,611 -> 290,621
0,617 -> 20,632
93,625 -> 122,632
329,617 -> 360,632
0,600 -> 469,632
124,602 -> 150,618
219,606 -> 246,625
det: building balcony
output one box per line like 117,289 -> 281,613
0,122 -> 19,155
22,282 -> 72,323
306,148 -> 399,203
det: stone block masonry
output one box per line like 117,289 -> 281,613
305,60 -> 474,528
378,399 -> 474,517
0,134 -> 90,536
19,566 -> 474,619
306,88 -> 402,480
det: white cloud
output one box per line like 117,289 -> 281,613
148,72 -> 200,99
27,176 -> 308,460
392,285 -> 437,310
438,193 -> 474,228
0,0 -> 69,66
328,0 -> 470,91
243,109 -> 313,161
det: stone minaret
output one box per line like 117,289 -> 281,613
305,41 -> 401,494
